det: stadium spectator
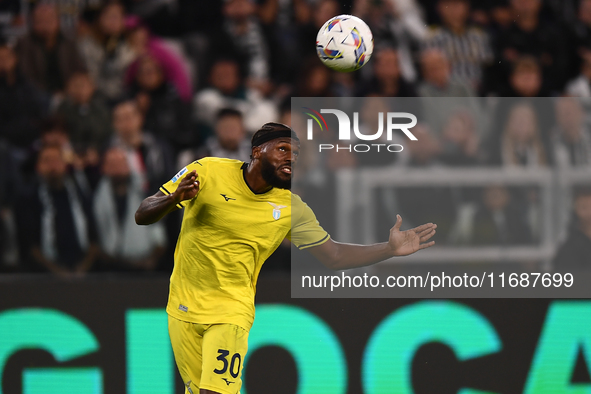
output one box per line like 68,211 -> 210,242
464,185 -> 533,246
356,47 -> 418,97
489,58 -> 555,157
439,110 -> 481,166
0,40 -> 47,152
110,100 -> 174,193
56,72 -> 112,152
552,98 -> 591,168
403,124 -> 442,167
565,0 -> 591,80
396,125 -> 458,242
553,186 -> 591,271
487,102 -> 548,242
194,58 -> 278,134
418,49 -> 475,97
486,0 -> 514,31
127,55 -> 192,150
19,116 -> 100,192
438,110 -> 483,241
208,0 -> 271,94
20,117 -> 71,179
500,56 -> 547,97
0,140 -> 19,271
123,0 -> 180,37
3,0 -> 591,271
350,97 -> 412,239
297,0 -> 340,60
354,0 -> 427,82
488,102 -> 548,167
94,147 -> 166,272
16,144 -> 98,275
26,0 -> 93,38
177,108 -> 251,168
565,55 -> 591,98
493,0 -> 568,93
16,3 -> 86,95
354,97 -> 410,168
124,16 -> 192,102
293,57 -> 336,97
257,0 -> 314,85
424,0 -> 493,90
78,2 -> 135,102
418,48 -> 482,137
0,0 -> 25,40
545,0 -> 580,27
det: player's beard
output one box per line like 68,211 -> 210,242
260,156 -> 291,190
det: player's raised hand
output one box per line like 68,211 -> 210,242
388,215 -> 437,256
172,170 -> 200,204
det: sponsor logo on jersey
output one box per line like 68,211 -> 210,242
179,304 -> 188,312
172,167 -> 188,183
220,194 -> 236,201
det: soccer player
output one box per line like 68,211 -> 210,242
135,123 -> 437,394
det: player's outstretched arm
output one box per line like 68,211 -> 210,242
135,170 -> 199,225
308,215 -> 436,270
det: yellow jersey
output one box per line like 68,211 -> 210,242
159,157 -> 329,330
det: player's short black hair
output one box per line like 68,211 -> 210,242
251,122 -> 300,148
216,108 -> 242,121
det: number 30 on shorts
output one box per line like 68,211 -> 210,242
213,349 -> 242,378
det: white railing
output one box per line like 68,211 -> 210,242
335,167 -> 591,265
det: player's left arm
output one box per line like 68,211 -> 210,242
307,215 -> 436,270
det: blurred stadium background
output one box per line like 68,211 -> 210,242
1,0 -> 591,392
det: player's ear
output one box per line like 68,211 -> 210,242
252,146 -> 261,160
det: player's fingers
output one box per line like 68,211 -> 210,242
179,179 -> 198,194
416,225 -> 435,237
420,229 -> 436,242
412,222 -> 435,233
181,170 -> 197,182
392,214 -> 403,230
419,241 -> 435,250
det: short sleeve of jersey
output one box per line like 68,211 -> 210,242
159,159 -> 208,209
288,194 -> 330,250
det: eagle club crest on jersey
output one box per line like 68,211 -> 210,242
268,202 -> 287,220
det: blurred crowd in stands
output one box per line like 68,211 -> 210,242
1,0 -> 591,275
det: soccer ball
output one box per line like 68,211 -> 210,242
316,15 -> 374,73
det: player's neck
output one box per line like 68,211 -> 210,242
243,162 -> 272,194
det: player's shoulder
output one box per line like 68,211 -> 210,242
289,192 -> 311,217
191,156 -> 243,165
290,192 -> 303,204
202,157 -> 244,166
189,157 -> 245,171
